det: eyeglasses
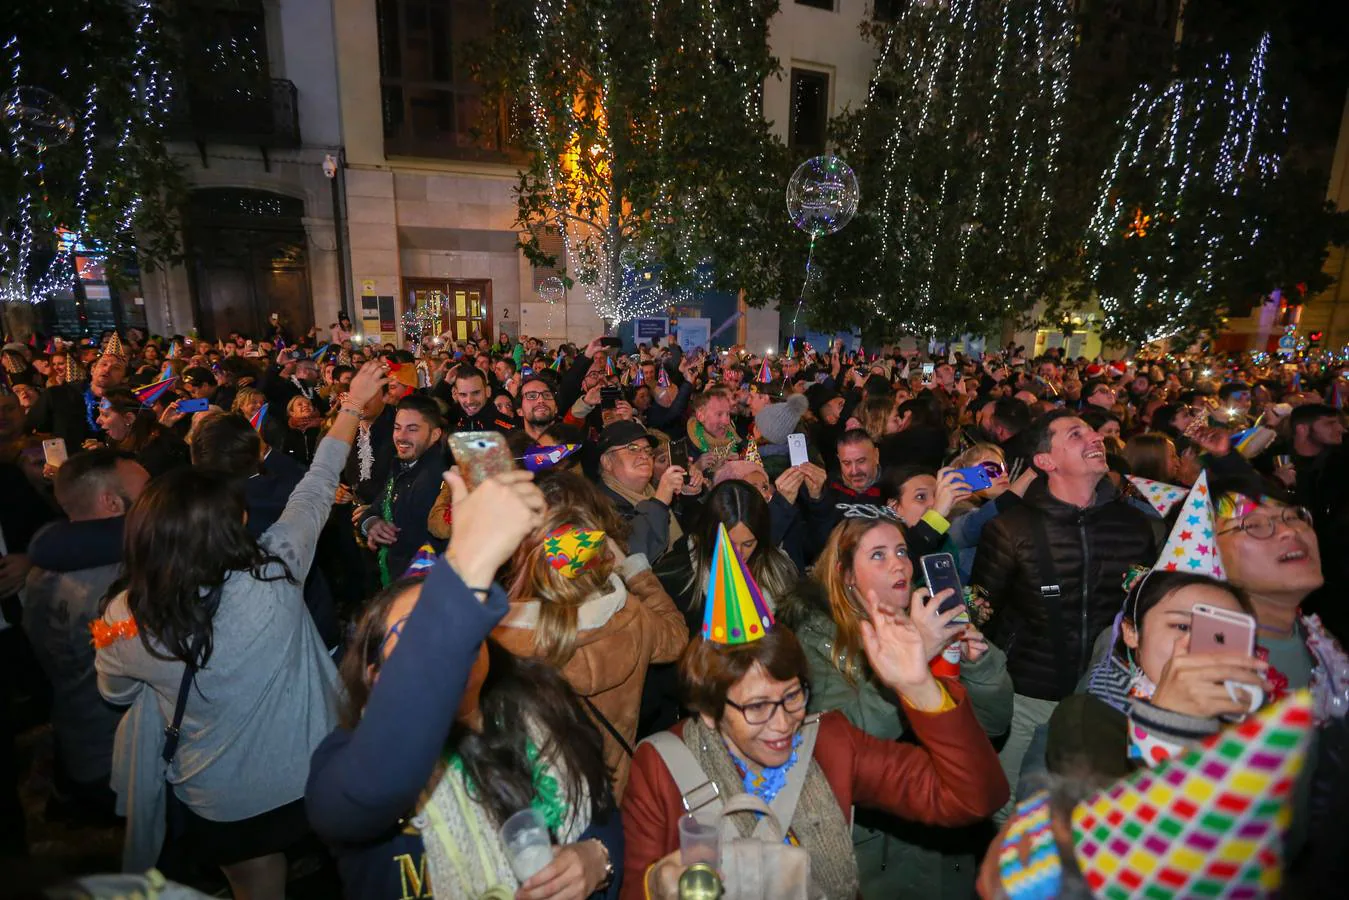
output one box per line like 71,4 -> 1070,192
725,685 -> 810,725
1217,506 -> 1313,540
616,442 -> 653,457
522,390 -> 554,402
980,460 -> 1006,479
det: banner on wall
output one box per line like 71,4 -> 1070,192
676,317 -> 711,354
634,318 -> 668,342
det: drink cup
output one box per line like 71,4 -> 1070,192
678,814 -> 720,868
501,808 -> 553,882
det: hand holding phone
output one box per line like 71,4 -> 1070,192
42,437 -> 68,469
951,464 -> 993,492
446,432 -> 515,491
787,433 -> 809,468
920,553 -> 964,615
178,397 -> 211,414
600,386 -> 621,410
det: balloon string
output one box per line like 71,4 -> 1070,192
791,233 -> 817,337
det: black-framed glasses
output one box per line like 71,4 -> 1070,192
522,390 -> 554,402
1217,506 -> 1313,540
725,684 -> 810,725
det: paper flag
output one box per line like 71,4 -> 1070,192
1072,690 -> 1312,900
1126,475 -> 1188,517
43,338 -> 56,355
1153,471 -> 1224,579
520,443 -> 580,472
633,366 -> 645,385
756,358 -> 772,383
133,377 -> 177,407
543,525 -> 606,578
402,544 -> 439,578
700,523 -> 774,645
250,403 -> 268,432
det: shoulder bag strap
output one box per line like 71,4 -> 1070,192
582,695 -> 635,758
761,715 -> 820,841
641,730 -> 723,823
1028,518 -> 1075,697
162,643 -> 199,764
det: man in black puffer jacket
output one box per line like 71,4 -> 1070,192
972,409 -> 1158,809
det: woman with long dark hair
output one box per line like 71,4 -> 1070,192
307,469 -> 623,899
87,388 -> 188,477
94,361 -> 388,898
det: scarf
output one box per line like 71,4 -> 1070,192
83,385 -> 102,433
417,730 -> 591,899
682,717 -> 857,899
377,466 -> 403,587
687,417 -> 740,458
601,472 -> 683,549
289,375 -> 315,400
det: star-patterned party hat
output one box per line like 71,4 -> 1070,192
102,332 -> 126,361
1070,689 -> 1312,900
756,357 -> 772,383
1153,471 -> 1224,578
701,522 -> 774,645
250,402 -> 268,432
520,443 -> 580,472
657,366 -> 670,389
542,525 -> 606,579
401,544 -> 439,578
1126,475 -> 1188,518
132,376 -> 177,407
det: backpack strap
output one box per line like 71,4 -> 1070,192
642,731 -> 723,822
1028,517 -> 1075,697
762,714 -> 820,840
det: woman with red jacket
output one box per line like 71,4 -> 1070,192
619,569 -> 1009,899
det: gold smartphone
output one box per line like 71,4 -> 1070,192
446,431 -> 515,491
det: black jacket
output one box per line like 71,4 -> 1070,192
971,476 -> 1159,701
25,381 -> 100,449
358,446 -> 450,578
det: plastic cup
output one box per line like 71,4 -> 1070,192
500,808 -> 553,881
678,813 -> 720,867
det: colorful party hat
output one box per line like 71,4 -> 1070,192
337,349 -> 353,366
1153,471 -> 1224,579
700,522 -> 774,645
250,403 -> 268,432
43,337 -> 57,354
657,366 -> 671,389
102,332 -> 126,360
550,353 -> 564,371
756,357 -> 772,383
165,341 -> 177,359
787,337 -> 796,358
1070,689 -> 1312,900
743,439 -> 763,466
312,343 -> 331,361
521,443 -> 580,472
132,376 -> 177,407
1125,475 -> 1188,518
2,352 -> 26,375
401,544 -> 439,578
542,525 -> 606,578
633,366 -> 645,385
604,355 -> 615,377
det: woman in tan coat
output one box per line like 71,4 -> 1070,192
493,471 -> 689,799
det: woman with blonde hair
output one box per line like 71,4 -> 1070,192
493,470 -> 688,798
779,515 -> 1013,898
230,386 -> 266,421
849,394 -> 903,443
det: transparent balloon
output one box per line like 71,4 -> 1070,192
3,86 -> 76,151
537,276 -> 565,304
786,155 -> 859,238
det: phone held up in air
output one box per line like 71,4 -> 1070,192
787,433 -> 809,468
42,437 -> 69,469
1189,604 -> 1256,657
178,397 -> 211,414
599,336 -> 623,350
600,386 -> 621,410
446,431 -> 515,491
669,439 -> 692,484
920,552 -> 966,617
952,464 -> 993,492
921,362 -> 936,384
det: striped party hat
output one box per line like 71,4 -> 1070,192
521,443 -> 580,472
312,343 -> 331,361
756,358 -> 772,383
402,544 -> 439,578
700,523 -> 774,645
132,376 -> 177,407
1153,471 -> 1224,579
550,353 -> 564,371
1071,689 -> 1312,899
604,355 -> 615,377
1125,475 -> 1188,517
250,402 -> 268,432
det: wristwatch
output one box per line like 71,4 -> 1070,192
590,838 -> 614,891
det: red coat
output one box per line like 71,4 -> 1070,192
618,681 -> 1009,899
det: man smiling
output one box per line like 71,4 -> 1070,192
971,409 -> 1157,810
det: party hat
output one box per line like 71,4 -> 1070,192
604,355 -> 615,377
700,522 -> 774,645
387,361 -> 418,388
2,352 -> 26,375
312,343 -> 331,361
1154,471 -> 1224,578
658,366 -> 671,389
165,341 -> 177,359
43,337 -> 57,354
102,332 -> 126,360
787,337 -> 796,357
159,361 -> 173,381
542,525 -> 606,578
521,443 -> 580,472
64,353 -> 85,384
250,403 -> 268,432
1125,475 -> 1188,517
633,366 -> 645,385
550,354 -> 564,371
1071,689 -> 1312,900
756,358 -> 772,383
337,349 -> 353,366
743,439 -> 763,466
132,376 -> 177,407
402,544 -> 439,578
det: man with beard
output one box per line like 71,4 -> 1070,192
445,364 -> 514,433
516,371 -> 561,442
265,352 -> 327,416
26,336 -> 128,448
358,394 -> 449,584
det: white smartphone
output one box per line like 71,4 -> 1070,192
42,437 -> 69,468
787,433 -> 809,467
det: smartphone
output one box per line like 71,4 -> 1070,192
952,464 -> 993,492
669,439 -> 690,472
178,397 -> 210,413
1189,604 -> 1256,657
42,437 -> 68,468
921,362 -> 935,383
787,433 -> 809,468
599,336 -> 623,350
521,365 -> 534,378
600,386 -> 621,410
446,432 -> 515,491
920,552 -> 965,615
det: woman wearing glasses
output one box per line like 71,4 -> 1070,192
620,584 -> 1008,899
774,517 -> 1012,899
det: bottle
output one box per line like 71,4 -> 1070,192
929,641 -> 961,679
678,863 -> 723,900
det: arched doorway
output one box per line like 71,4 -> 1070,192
186,188 -> 313,340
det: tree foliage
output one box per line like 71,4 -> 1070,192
479,0 -> 792,323
0,1 -> 186,303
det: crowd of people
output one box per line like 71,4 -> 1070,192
1,320 -> 1347,899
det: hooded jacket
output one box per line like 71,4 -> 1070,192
491,553 -> 687,799
971,476 -> 1159,701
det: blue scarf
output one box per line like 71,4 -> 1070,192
727,732 -> 803,844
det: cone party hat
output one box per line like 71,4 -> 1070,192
133,377 -> 177,407
250,402 -> 269,432
756,357 -> 772,383
1126,475 -> 1188,518
1153,471 -> 1224,579
102,332 -> 126,360
63,353 -> 85,384
701,522 -> 774,645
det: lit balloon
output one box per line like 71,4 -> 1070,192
537,276 -> 565,304
786,155 -> 859,238
3,86 -> 76,150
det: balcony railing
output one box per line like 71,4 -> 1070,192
168,78 -> 301,148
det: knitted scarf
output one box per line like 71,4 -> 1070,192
601,472 -> 683,549
686,417 -> 740,458
682,717 -> 857,899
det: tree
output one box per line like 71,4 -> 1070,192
0,1 -> 185,306
479,0 -> 792,325
813,0 -> 1077,339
